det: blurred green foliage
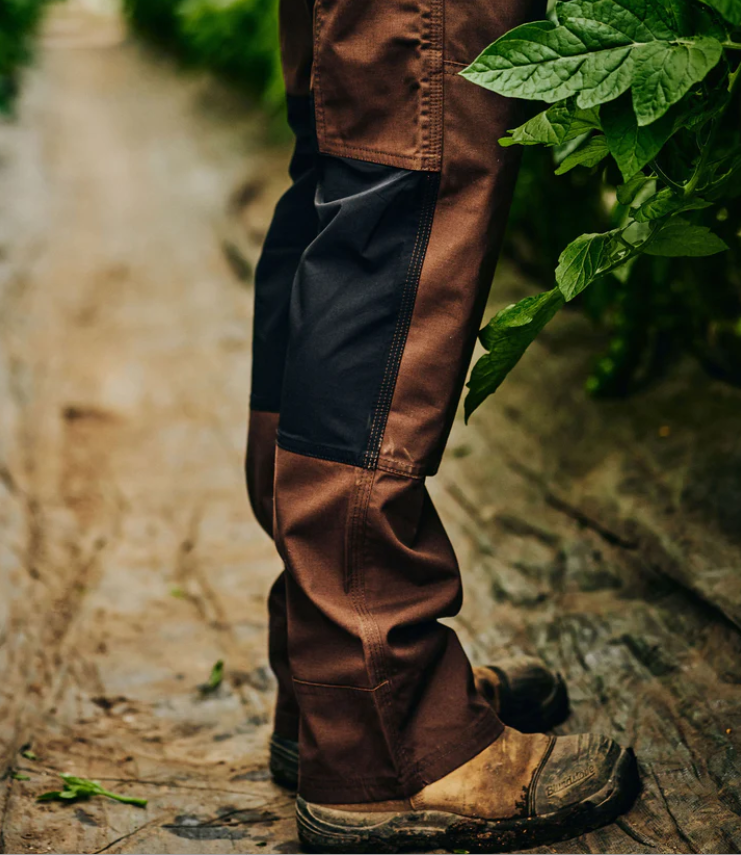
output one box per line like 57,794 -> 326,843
506,149 -> 741,397
0,0 -> 50,113
123,0 -> 283,109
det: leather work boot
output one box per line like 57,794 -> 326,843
296,727 -> 640,853
269,656 -> 569,789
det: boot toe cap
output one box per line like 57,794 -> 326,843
533,734 -> 627,815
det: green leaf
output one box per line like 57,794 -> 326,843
631,37 -> 722,125
500,100 -> 600,147
462,2 -> 721,121
555,135 -> 610,174
199,659 -> 224,695
21,749 -> 37,761
693,3 -> 732,37
645,217 -> 728,255
465,289 -> 564,419
700,0 -> 741,26
556,230 -> 629,301
602,96 -> 674,180
557,1 -> 677,44
462,18 -> 637,109
657,0 -> 694,35
634,187 -> 712,220
10,771 -> 30,781
617,173 -> 653,204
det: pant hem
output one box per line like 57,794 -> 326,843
274,710 -> 300,742
298,710 -> 502,804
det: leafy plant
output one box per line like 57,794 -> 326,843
39,774 -> 148,807
463,0 -> 741,419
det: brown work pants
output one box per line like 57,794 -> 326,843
247,0 -> 545,804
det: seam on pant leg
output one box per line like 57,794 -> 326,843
363,173 -> 440,468
293,677 -> 390,692
277,433 -> 366,469
421,0 -> 444,170
375,459 -> 425,480
312,0 -> 326,150
345,468 -> 407,780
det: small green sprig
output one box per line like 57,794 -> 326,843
198,659 -> 225,695
38,774 -> 148,808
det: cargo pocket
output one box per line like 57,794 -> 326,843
311,0 -> 443,172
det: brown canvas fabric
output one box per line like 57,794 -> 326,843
246,410 -> 299,739
274,448 -> 501,801
246,410 -> 279,538
380,67 -> 532,475
312,0 -> 443,170
246,0 -> 547,805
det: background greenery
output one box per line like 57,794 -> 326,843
0,0 -> 51,113
122,0 -> 283,109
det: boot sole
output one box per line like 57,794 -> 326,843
269,734 -> 299,790
297,747 -> 640,854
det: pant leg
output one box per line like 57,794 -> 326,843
274,0 -> 547,804
246,0 -> 318,742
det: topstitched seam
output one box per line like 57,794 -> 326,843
293,677 -> 390,693
363,176 -> 431,468
312,1 -> 327,150
364,172 -> 440,470
276,434 -> 364,468
347,467 -> 410,782
376,460 -> 425,480
319,140 -> 426,161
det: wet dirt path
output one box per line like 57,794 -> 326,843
0,4 -> 296,852
2,3 -> 741,854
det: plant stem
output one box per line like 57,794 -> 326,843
683,61 -> 741,197
722,42 -> 741,51
728,59 -> 741,94
651,160 -> 684,194
100,788 -> 147,807
594,221 -> 663,282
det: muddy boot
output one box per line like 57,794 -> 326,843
473,656 -> 569,733
268,734 -> 300,790
296,727 -> 640,853
270,656 -> 569,790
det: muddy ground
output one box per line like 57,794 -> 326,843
1,4 -> 741,854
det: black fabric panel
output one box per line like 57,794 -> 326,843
278,156 -> 436,467
250,95 -> 319,412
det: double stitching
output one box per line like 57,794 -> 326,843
346,467 -> 413,781
364,173 -> 440,469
